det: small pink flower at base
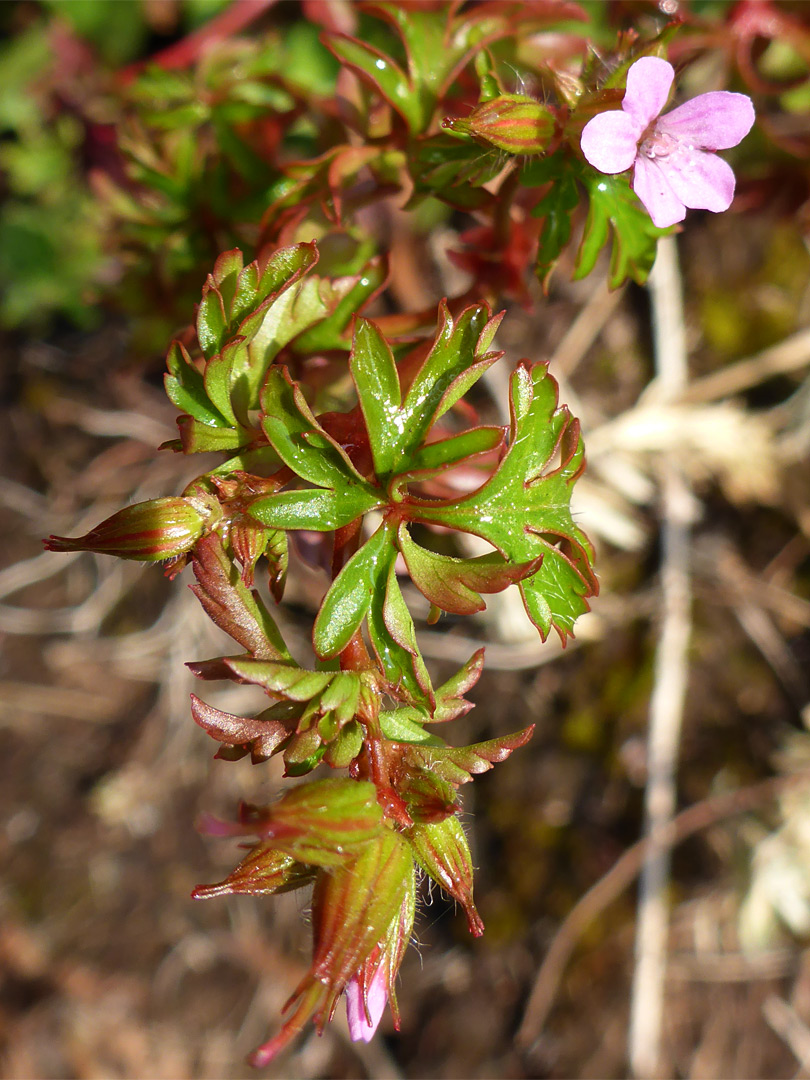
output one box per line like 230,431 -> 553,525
580,56 -> 755,228
346,962 -> 389,1043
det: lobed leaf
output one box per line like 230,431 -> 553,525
397,523 -> 541,617
408,363 -> 597,642
349,303 -> 503,483
576,171 -> 669,288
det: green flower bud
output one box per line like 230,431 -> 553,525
406,814 -> 483,936
44,495 -> 221,562
192,843 -> 315,900
443,94 -> 556,156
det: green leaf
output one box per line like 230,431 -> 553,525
323,720 -> 364,768
400,426 -> 503,480
313,523 -> 395,658
380,708 -> 443,745
225,659 -> 333,701
320,673 -> 363,725
251,367 -> 383,531
526,156 -> 580,290
398,523 -> 541,617
258,367 -> 369,490
251,486 -> 379,532
349,317 -> 401,477
324,32 -> 422,132
164,340 -> 230,427
176,415 -> 253,453
410,363 -> 598,642
576,171 -> 669,288
350,303 -> 502,483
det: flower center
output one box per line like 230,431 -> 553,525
638,125 -> 679,161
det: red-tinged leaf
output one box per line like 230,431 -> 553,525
400,726 -> 535,787
431,648 -> 485,723
397,522 -> 542,617
190,533 -> 292,660
283,728 -> 326,775
186,656 -> 246,681
190,694 -> 295,762
406,815 -> 483,936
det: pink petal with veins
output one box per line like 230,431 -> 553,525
346,966 -> 388,1043
580,109 -> 643,173
658,145 -> 736,212
632,156 -> 686,228
657,92 -> 755,150
622,57 -> 675,128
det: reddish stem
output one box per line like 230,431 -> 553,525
119,0 -> 278,85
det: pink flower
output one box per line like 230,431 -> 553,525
345,963 -> 388,1043
580,57 -> 755,228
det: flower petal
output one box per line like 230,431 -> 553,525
658,92 -> 755,150
656,144 -> 736,213
581,110 -> 642,174
632,156 -> 685,228
346,967 -> 388,1043
622,57 -> 674,128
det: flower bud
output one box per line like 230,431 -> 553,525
406,814 -> 483,936
192,842 -> 315,900
248,830 -> 416,1067
44,495 -> 221,562
443,95 -> 556,156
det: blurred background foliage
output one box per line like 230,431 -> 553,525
1,1 -> 810,1078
